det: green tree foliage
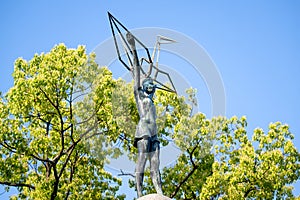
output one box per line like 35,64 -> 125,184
0,44 -> 124,199
200,117 -> 300,199
1,44 -> 299,199
141,114 -> 300,199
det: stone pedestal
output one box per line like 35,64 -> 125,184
137,194 -> 172,200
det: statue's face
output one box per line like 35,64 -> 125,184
143,79 -> 155,94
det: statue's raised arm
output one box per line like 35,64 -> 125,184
126,32 -> 141,91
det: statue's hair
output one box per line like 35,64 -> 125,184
141,77 -> 153,86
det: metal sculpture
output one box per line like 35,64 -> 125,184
108,12 -> 177,93
108,12 -> 176,197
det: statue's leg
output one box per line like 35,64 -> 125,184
149,141 -> 163,194
135,138 -> 148,197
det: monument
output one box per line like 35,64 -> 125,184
108,12 -> 176,198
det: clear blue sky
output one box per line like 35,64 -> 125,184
1,0 -> 300,199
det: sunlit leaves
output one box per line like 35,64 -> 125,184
200,119 -> 300,199
0,44 -> 124,199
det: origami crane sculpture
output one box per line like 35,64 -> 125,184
108,12 -> 177,94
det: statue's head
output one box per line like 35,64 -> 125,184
142,77 -> 155,95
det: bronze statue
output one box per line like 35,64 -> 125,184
108,12 -> 176,197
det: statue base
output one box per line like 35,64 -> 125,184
137,193 -> 171,200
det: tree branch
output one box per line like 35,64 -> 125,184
0,181 -> 35,190
171,145 -> 199,198
244,186 -> 257,198
39,87 -> 57,111
72,83 -> 93,95
30,153 -> 53,164
187,143 -> 199,167
0,143 -> 44,167
84,130 -> 108,140
50,165 -> 59,200
58,143 -> 76,179
78,124 -> 98,140
75,112 -> 97,125
118,169 -> 135,178
72,92 -> 89,102
68,87 -> 75,143
170,164 -> 198,198
0,142 -> 17,153
38,87 -> 66,164
64,151 -> 79,200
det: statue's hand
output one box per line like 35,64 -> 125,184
126,32 -> 135,46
